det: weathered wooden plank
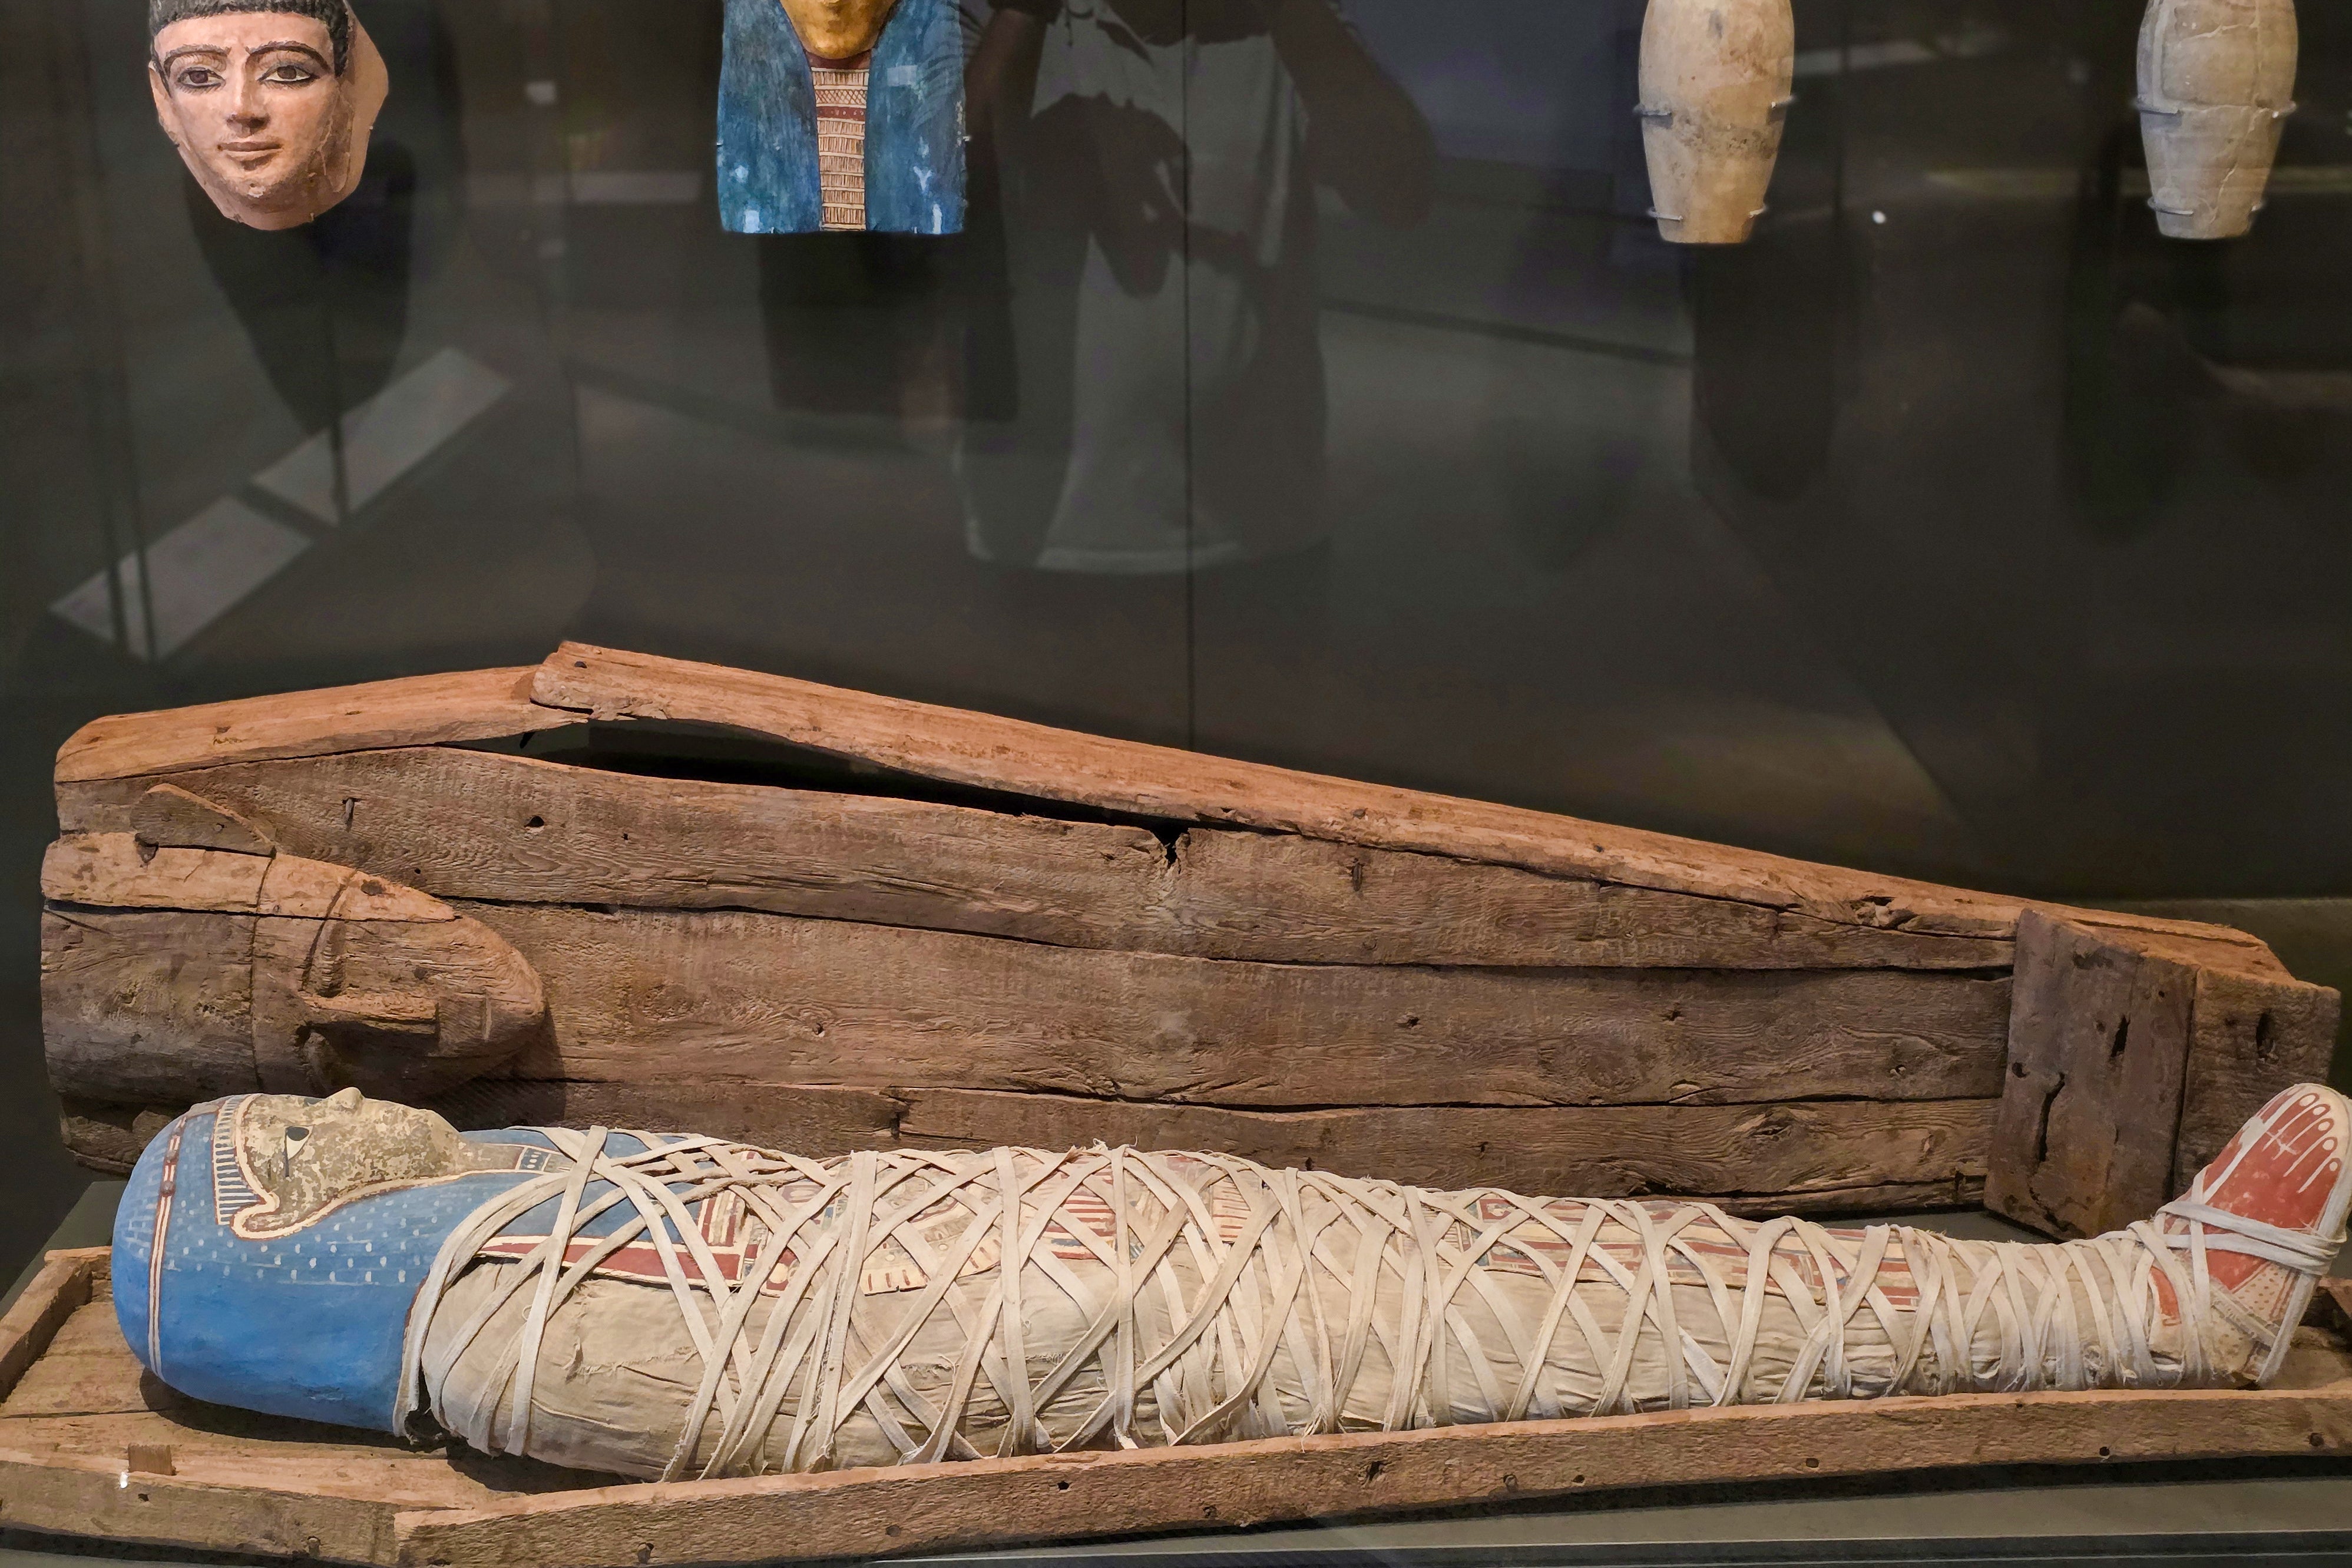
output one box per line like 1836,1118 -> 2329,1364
45,648 -> 2288,961
392,1377 -> 2352,1568
2,1302 -> 150,1419
59,748 -> 1179,957
0,1253 -> 100,1405
3,1411 -> 593,1507
464,902 -> 2012,1110
1985,914 -> 2197,1240
42,834 -> 456,922
1162,826 -> 2013,969
42,909 -> 258,1106
42,836 -> 270,913
131,782 -> 275,856
418,1079 -> 1992,1212
0,1446 -> 404,1565
1984,913 -> 2343,1235
527,643 -> 2287,961
35,1297 -> 133,1362
2064,919 -> 2296,983
43,882 -> 548,1107
54,666 -> 581,785
528,644 -> 2019,938
240,907 -> 548,1102
2174,966 -> 2343,1190
57,749 -> 2017,971
893,1091 -> 1994,1208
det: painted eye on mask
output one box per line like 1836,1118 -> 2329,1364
285,1126 -> 312,1162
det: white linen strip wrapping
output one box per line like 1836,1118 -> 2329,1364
398,1137 -> 2323,1480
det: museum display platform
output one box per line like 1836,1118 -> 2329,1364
6,1187 -> 2350,1568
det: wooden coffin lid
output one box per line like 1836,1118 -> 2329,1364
53,642 -> 2291,965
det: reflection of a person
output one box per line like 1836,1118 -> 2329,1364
959,0 -> 1431,574
147,0 -> 389,231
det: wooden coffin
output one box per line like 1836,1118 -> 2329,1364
42,643 -> 2344,1238
5,1248 -> 2352,1566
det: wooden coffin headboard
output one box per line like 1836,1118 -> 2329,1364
41,644 -> 2342,1239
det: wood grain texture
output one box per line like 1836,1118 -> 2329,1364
393,1378 -> 2352,1568
55,749 -> 2018,971
61,748 -> 1177,957
463,902 -> 2013,1110
526,643 -> 2283,958
0,1447 -> 404,1565
2174,965 -> 2344,1190
43,859 -> 548,1107
46,650 -> 2331,1233
42,837 -> 270,914
1986,913 -> 2198,1240
890,1090 -> 1994,1208
42,834 -> 455,922
0,1253 -> 99,1405
1162,826 -> 2013,970
3,1301 -> 149,1419
0,1408 -> 602,1509
130,783 -> 274,855
2065,920 -> 2295,983
54,666 -> 581,785
418,1079 -> 1992,1210
47,647 -> 2287,967
43,909 -> 257,1105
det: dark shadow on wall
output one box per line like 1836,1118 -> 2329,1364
186,144 -> 419,443
1689,217 -> 1844,508
759,232 -> 958,421
1685,0 -> 1846,512
183,0 -> 469,452
0,0 -> 134,1291
2059,123 -> 2224,544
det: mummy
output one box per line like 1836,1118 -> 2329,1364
115,1086 -> 2350,1481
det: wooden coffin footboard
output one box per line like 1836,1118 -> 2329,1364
4,1251 -> 2351,1566
41,644 -> 2344,1238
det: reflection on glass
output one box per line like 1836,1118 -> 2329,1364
958,0 -> 1431,574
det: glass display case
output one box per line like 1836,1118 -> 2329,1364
2,0 -> 2349,1560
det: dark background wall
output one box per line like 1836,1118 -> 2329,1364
5,0 -> 2349,1278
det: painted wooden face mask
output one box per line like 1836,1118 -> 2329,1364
716,0 -> 967,235
148,1 -> 389,230
778,0 -> 900,60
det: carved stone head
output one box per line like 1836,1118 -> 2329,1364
147,0 -> 389,230
778,0 -> 900,61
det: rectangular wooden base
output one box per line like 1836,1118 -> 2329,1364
5,1251 -> 2350,1568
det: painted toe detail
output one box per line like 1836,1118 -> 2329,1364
2154,1084 -> 2352,1383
